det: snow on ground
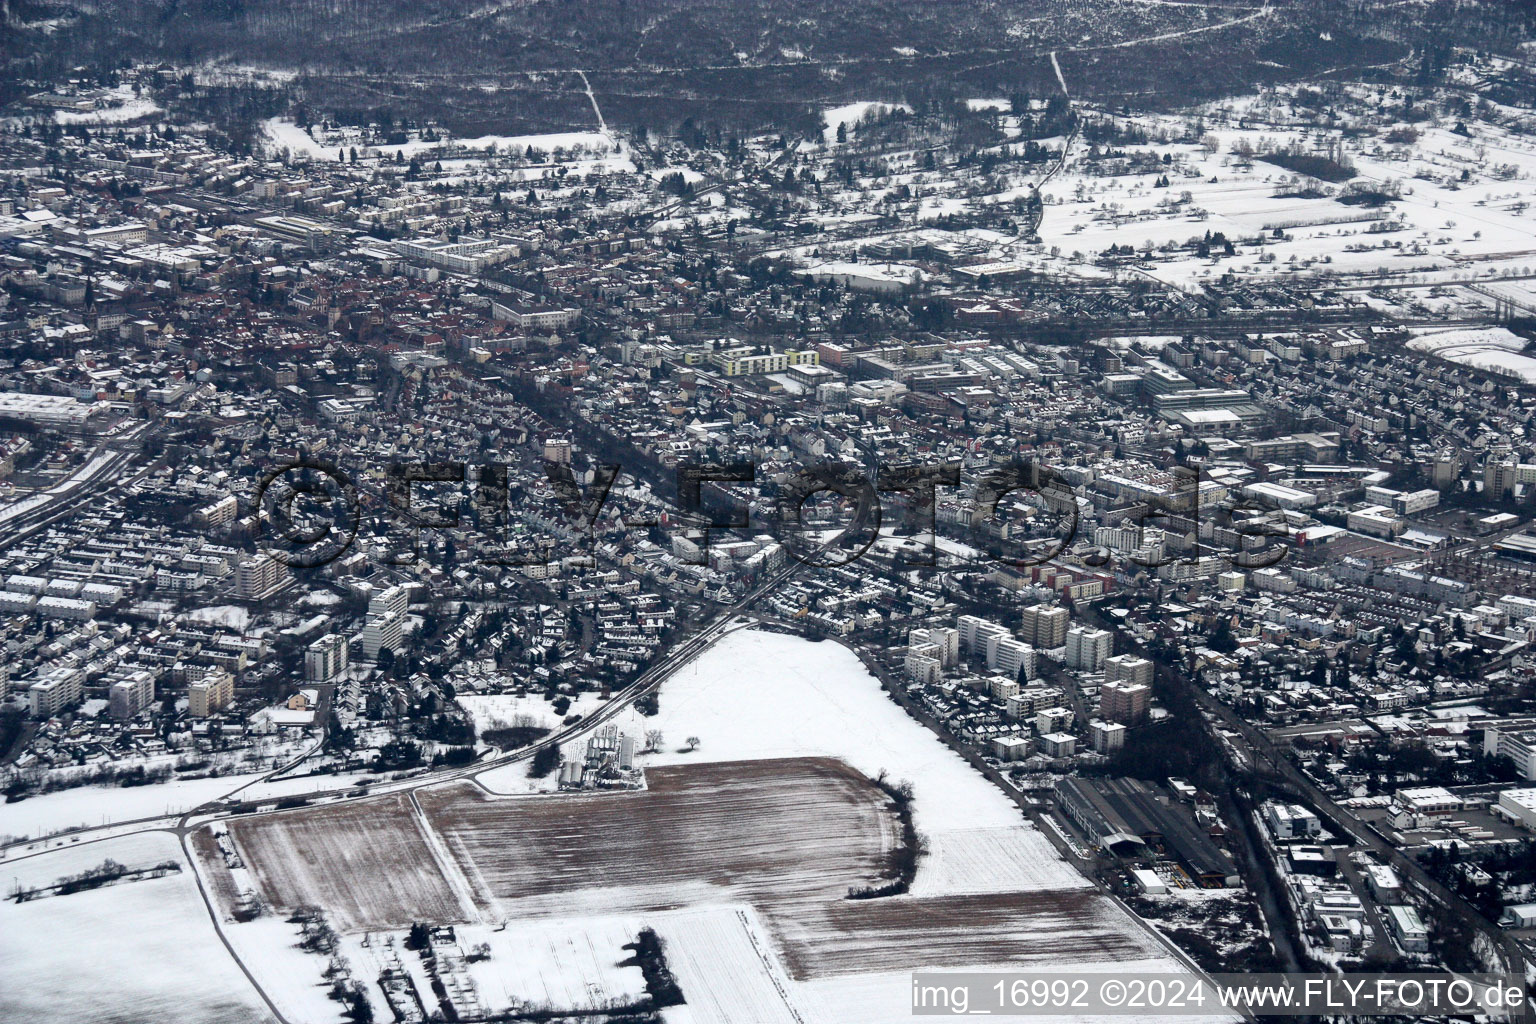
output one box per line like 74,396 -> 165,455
652,905 -> 805,1024
261,118 -> 338,160
474,753 -> 553,795
227,769 -> 381,803
184,604 -> 252,631
801,261 -> 923,290
384,130 -> 616,160
0,771 -> 263,844
966,98 -> 1012,111
910,825 -> 1086,896
263,120 -> 618,161
601,628 -> 1086,894
794,958 -> 1202,1024
823,101 -> 912,143
339,907 -> 791,1023
457,691 -> 611,739
648,165 -> 706,184
55,85 -> 161,124
0,448 -> 119,527
462,916 -> 647,1010
1407,326 -> 1536,382
0,832 -> 275,1023
221,915 -> 348,1024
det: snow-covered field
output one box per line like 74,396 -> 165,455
651,905 -> 805,1024
0,832 -> 275,1023
55,85 -> 161,124
184,604 -> 252,630
0,771 -> 262,845
457,690 -> 611,739
1407,326 -> 1536,382
605,628 -> 1084,886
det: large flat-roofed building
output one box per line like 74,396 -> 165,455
188,671 -> 234,717
1055,776 -> 1239,886
108,670 -> 155,720
1242,481 -> 1317,511
305,633 -> 350,682
1264,802 -> 1321,841
1484,718 -> 1536,780
1386,905 -> 1429,953
1100,679 -> 1151,725
1244,433 -> 1340,464
708,345 -> 820,377
1495,532 -> 1536,561
29,666 -> 84,718
0,392 -> 108,432
1396,785 -> 1461,817
1497,788 -> 1536,830
254,214 -> 334,250
1140,366 -> 1195,397
490,299 -> 581,330
1347,504 -> 1405,538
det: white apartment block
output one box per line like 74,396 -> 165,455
1065,626 -> 1112,671
189,671 -> 234,717
236,554 -> 289,601
306,633 -> 350,682
108,670 -> 155,720
1090,720 -> 1126,753
908,626 -> 959,668
986,635 -> 1035,680
1484,720 -> 1536,780
1103,654 -> 1154,688
1036,706 -> 1073,734
904,641 -> 943,685
1020,604 -> 1069,649
29,666 -> 84,717
360,585 -> 411,660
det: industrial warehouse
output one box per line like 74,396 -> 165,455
1055,777 -> 1241,888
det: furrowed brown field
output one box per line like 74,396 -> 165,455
227,792 -> 467,932
774,890 -> 1168,979
219,757 -> 1158,984
416,757 -> 900,923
